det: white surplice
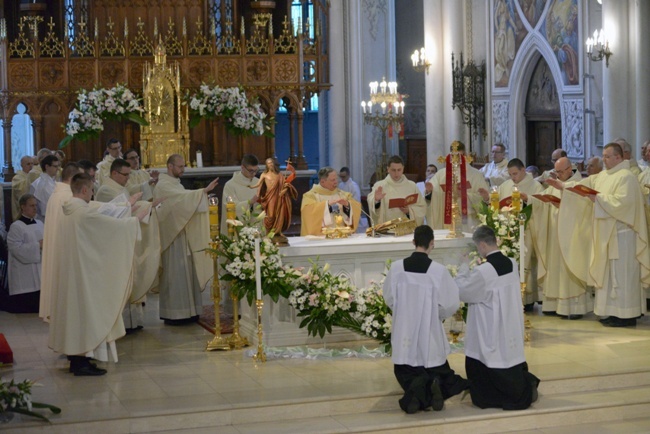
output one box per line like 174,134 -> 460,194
7,218 -> 43,296
220,171 -> 260,234
383,260 -> 459,368
480,159 -> 510,187
30,172 -> 56,222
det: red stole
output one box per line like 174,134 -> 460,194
443,155 -> 469,225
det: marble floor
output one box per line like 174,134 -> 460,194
1,294 -> 650,433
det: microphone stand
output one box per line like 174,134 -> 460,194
361,207 -> 379,238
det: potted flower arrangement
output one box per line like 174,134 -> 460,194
217,218 -> 295,306
0,377 -> 61,423
476,202 -> 531,262
187,83 -> 274,136
59,83 -> 148,148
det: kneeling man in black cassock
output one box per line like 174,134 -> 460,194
384,225 -> 469,414
455,225 -> 540,410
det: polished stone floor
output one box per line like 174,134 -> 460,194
1,293 -> 650,433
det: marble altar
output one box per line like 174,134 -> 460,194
238,230 -> 473,347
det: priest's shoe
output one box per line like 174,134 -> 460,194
73,365 -> 107,376
606,317 -> 636,327
566,314 -> 583,320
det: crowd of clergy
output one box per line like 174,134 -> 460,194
2,134 -> 650,380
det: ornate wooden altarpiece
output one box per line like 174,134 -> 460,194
0,0 -> 330,180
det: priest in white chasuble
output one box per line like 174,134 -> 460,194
367,155 -> 426,226
549,143 -> 650,327
95,158 -> 162,331
301,167 -> 361,236
39,162 -> 82,323
426,142 -> 488,232
48,173 -> 145,376
124,148 -> 158,201
11,156 -> 34,220
154,154 -> 218,324
96,138 -> 122,186
529,157 -> 590,318
220,154 -> 261,234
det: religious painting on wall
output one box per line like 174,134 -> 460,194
517,0 -> 547,29
493,0 -> 529,88
542,0 -> 580,87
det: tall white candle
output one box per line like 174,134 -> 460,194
255,237 -> 262,299
519,221 -> 525,283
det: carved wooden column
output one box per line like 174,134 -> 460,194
2,116 -> 14,181
288,110 -> 296,162
296,110 -> 307,169
31,115 -> 43,152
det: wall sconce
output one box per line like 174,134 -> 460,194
586,29 -> 612,67
411,48 -> 431,74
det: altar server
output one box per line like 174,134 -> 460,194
426,142 -> 488,232
384,225 -> 469,414
30,155 -> 60,221
301,166 -> 361,236
154,154 -> 217,324
368,155 -> 426,226
529,157 -> 590,317
455,225 -> 540,410
48,173 -> 146,376
6,194 -> 43,313
96,158 -> 162,332
548,143 -> 650,327
220,154 -> 261,234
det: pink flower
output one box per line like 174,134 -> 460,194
308,293 -> 319,306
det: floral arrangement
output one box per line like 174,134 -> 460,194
344,276 -> 393,349
217,214 -> 294,305
288,260 -> 357,339
59,84 -> 147,148
0,377 -> 61,422
476,202 -> 531,262
187,84 -> 274,137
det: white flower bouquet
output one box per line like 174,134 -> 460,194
187,84 -> 274,137
0,377 -> 61,422
59,84 -> 147,148
476,202 -> 531,262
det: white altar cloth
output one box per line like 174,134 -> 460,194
238,230 -> 473,347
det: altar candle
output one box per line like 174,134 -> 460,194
196,150 -> 203,168
255,237 -> 262,300
519,220 -> 525,283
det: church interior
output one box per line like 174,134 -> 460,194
1,0 -> 650,432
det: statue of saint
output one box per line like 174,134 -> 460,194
251,158 -> 297,245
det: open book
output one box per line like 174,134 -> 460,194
499,196 -> 512,208
532,194 -> 561,208
388,193 -> 419,209
566,185 -> 599,197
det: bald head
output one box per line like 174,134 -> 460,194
166,154 -> 185,178
586,156 -> 603,176
614,138 -> 632,159
553,157 -> 573,181
551,149 -> 567,163
20,155 -> 34,173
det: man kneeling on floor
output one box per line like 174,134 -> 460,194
454,225 -> 540,410
383,225 -> 469,414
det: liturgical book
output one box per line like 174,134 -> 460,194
388,193 -> 419,209
566,185 -> 599,197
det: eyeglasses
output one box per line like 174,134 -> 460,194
243,166 -> 259,174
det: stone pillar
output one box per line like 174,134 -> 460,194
442,0 -> 465,147
602,0 -> 631,143
635,0 -> 650,148
2,117 -> 14,181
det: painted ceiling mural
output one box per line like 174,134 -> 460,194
493,0 -> 580,88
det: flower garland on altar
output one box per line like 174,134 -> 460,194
187,84 -> 274,137
59,84 -> 147,148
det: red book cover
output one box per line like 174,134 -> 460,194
566,185 -> 599,196
388,193 -> 419,209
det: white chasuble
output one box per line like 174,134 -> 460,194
220,171 -> 260,234
367,175 -> 426,226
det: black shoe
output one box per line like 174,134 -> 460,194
530,379 -> 539,403
599,316 -> 614,324
430,378 -> 444,411
399,377 -> 426,414
73,365 -> 107,376
566,315 -> 583,320
543,311 -> 558,316
524,303 -> 534,312
163,316 -> 200,325
606,317 -> 636,327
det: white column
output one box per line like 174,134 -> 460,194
424,0 -> 446,161
602,0 -> 632,143
442,0 -> 465,147
327,0 -> 348,170
635,0 -> 650,147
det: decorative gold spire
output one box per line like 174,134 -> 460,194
154,37 -> 166,65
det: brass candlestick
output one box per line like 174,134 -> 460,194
205,236 -> 230,351
252,299 -> 266,362
224,198 -> 249,349
520,281 -> 531,343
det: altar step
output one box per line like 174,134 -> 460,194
5,369 -> 650,433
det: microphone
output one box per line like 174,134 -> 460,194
361,207 -> 379,238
